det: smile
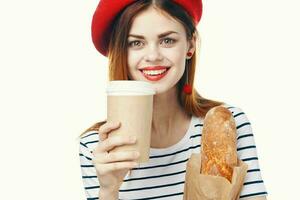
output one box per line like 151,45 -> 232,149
140,68 -> 170,81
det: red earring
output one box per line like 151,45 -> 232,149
183,83 -> 192,94
183,52 -> 193,95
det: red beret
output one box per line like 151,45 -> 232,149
91,0 -> 203,57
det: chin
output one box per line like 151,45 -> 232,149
153,84 -> 178,96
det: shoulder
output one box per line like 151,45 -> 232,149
192,103 -> 250,131
215,103 -> 254,140
222,103 -> 251,126
221,103 -> 246,116
80,130 -> 99,142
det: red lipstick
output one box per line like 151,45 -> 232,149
140,66 -> 170,81
140,66 -> 169,70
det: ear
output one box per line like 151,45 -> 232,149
187,33 -> 197,55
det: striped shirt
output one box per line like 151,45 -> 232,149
79,105 -> 268,199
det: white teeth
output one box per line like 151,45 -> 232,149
142,69 -> 167,76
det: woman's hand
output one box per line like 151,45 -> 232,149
92,121 -> 140,192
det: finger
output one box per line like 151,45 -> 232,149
98,121 -> 121,133
99,132 -> 108,141
94,151 -> 140,164
98,122 -> 121,141
94,161 -> 139,175
96,135 -> 136,153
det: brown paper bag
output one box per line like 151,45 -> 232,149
183,153 -> 248,200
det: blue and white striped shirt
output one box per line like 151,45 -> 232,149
79,105 -> 268,199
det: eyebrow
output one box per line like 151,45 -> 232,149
128,31 -> 179,39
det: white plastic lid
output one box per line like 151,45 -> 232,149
106,81 -> 156,96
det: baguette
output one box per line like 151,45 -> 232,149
200,105 -> 238,182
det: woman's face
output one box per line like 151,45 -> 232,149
127,7 -> 195,95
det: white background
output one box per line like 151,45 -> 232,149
0,0 -> 299,199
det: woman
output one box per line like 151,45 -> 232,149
79,0 -> 268,199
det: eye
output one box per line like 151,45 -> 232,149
128,40 -> 143,48
127,38 -> 177,49
161,38 -> 176,46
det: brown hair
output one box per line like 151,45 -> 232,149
80,0 -> 224,137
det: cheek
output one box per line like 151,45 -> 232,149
127,52 -> 143,79
127,51 -> 141,70
127,52 -> 134,69
165,49 -> 186,68
165,43 -> 186,59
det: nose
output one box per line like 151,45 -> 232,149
144,44 -> 163,62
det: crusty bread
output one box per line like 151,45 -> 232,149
200,105 -> 238,182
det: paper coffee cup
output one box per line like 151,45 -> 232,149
106,81 -> 155,163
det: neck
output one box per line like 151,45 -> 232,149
151,86 -> 190,148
